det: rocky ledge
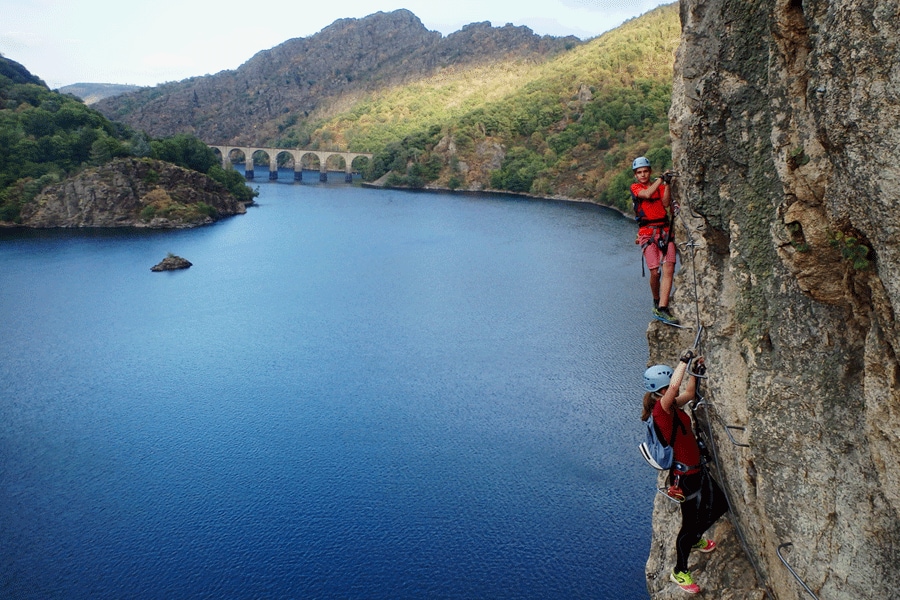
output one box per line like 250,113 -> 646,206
19,157 -> 248,228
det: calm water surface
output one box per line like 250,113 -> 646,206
0,177 -> 654,599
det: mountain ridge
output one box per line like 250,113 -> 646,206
94,9 -> 580,145
58,82 -> 142,104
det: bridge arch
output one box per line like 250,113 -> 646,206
208,144 -> 373,183
297,151 -> 322,178
351,155 -> 372,174
324,153 -> 347,173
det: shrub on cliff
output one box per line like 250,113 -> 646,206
149,135 -> 258,204
207,166 -> 257,204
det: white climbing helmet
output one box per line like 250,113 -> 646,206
643,364 -> 673,392
632,156 -> 651,171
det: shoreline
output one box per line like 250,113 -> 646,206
361,181 -> 634,222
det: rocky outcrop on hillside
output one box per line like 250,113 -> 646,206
93,10 -> 579,144
20,158 -> 248,228
648,0 -> 900,598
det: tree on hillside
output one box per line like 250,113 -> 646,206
150,134 -> 220,174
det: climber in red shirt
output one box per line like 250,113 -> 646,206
630,156 -> 680,325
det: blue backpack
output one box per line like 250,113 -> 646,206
639,413 -> 681,470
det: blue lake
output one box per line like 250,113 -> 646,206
0,176 -> 654,599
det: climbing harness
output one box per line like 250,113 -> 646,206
633,174 -> 676,280
638,225 -> 674,279
658,462 -> 704,504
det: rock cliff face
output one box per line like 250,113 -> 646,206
20,158 -> 247,228
647,1 -> 900,598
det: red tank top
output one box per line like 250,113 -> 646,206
631,182 -> 669,235
652,402 -> 701,468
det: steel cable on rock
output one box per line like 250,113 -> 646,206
673,191 -> 771,597
679,206 -> 819,600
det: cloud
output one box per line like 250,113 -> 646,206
0,31 -> 40,53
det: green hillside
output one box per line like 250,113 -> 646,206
0,55 -> 255,223
285,3 -> 680,212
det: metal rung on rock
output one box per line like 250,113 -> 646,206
777,543 -> 820,600
693,399 -> 750,448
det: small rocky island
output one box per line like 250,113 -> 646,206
151,254 -> 192,272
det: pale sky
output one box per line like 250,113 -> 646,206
0,0 -> 673,89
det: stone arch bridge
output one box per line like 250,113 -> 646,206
209,145 -> 373,183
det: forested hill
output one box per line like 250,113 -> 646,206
95,4 -> 680,211
0,55 -> 256,225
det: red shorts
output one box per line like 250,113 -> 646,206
639,228 -> 677,270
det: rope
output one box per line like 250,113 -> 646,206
675,203 -> 703,334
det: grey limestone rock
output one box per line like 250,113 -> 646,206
19,158 -> 247,228
648,1 -> 900,598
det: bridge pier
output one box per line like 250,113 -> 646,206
319,171 -> 327,182
268,169 -> 278,180
294,169 -> 302,181
345,173 -> 353,183
244,158 -> 254,180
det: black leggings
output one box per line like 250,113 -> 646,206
675,469 -> 729,572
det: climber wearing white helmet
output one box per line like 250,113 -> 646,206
630,156 -> 680,325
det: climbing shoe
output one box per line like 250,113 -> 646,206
670,569 -> 701,594
653,307 -> 681,325
693,538 -> 717,553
